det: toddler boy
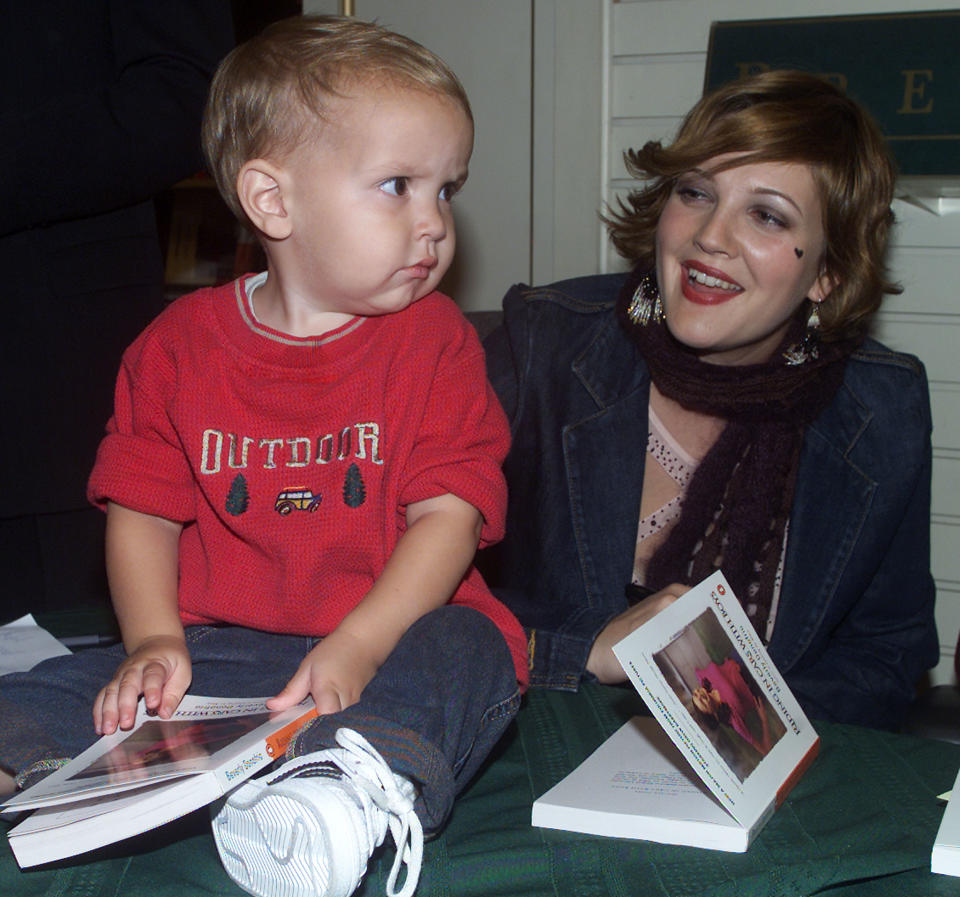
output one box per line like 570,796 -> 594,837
0,16 -> 526,897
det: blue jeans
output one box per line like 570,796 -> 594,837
0,606 -> 520,832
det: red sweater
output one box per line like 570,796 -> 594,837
89,276 -> 527,686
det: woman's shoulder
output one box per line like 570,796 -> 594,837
848,337 -> 927,380
823,337 -> 932,450
497,273 -> 631,362
843,336 -> 930,408
502,272 -> 628,317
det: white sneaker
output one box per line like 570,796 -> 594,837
211,727 -> 423,897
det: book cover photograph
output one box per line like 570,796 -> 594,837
67,712 -> 275,784
653,604 -> 788,782
533,571 -> 819,852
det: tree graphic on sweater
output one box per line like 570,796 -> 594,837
343,463 -> 366,508
225,474 -> 250,516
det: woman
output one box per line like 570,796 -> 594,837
482,70 -> 937,730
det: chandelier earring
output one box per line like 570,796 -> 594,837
626,271 -> 664,327
782,299 -> 822,366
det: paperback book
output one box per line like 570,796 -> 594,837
532,571 -> 819,852
933,766 -> 960,876
1,695 -> 316,867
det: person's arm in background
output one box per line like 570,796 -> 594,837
0,0 -> 234,237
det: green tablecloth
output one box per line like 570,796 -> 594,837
4,683 -> 960,897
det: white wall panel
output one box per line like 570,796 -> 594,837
932,459 -> 960,520
610,58 -> 703,118
532,0 -> 606,285
887,248 -> 960,316
933,521 -> 960,580
892,199 -> 960,249
930,387 -> 960,451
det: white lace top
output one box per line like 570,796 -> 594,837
631,404 -> 697,584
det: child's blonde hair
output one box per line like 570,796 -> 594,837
202,15 -> 472,222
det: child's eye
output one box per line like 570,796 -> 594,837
380,177 -> 408,197
439,182 -> 460,202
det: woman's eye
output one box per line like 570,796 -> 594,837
381,177 -> 408,197
676,185 -> 709,203
753,208 -> 788,229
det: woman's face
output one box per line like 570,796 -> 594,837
655,154 -> 834,366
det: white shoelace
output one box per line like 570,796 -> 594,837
276,728 -> 423,897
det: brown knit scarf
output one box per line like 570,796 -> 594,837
618,268 -> 858,638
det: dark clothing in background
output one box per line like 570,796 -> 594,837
0,2 -> 234,619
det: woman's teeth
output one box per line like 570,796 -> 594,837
687,268 -> 740,291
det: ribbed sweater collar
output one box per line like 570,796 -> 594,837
212,273 -> 373,370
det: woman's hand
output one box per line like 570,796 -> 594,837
93,634 -> 192,735
267,628 -> 380,716
586,583 -> 689,683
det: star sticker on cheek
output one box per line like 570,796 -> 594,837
794,247 -> 804,258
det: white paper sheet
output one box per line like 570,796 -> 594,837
0,615 -> 71,676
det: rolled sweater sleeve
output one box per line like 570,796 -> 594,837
87,321 -> 196,522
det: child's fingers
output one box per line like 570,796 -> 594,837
93,686 -> 117,735
94,643 -> 190,735
141,661 -> 168,712
116,670 -> 146,730
158,665 -> 192,719
266,670 -> 309,711
94,670 -> 141,735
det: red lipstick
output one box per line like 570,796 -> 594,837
680,262 -> 743,306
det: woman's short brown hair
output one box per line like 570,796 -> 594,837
202,15 -> 472,223
606,70 -> 899,340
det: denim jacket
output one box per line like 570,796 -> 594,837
481,274 -> 938,730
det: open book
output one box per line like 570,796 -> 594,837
1,695 -> 317,868
532,572 -> 819,852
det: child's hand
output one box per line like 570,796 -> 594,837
267,629 -> 379,715
93,634 -> 192,735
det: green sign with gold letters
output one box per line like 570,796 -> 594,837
705,11 -> 960,175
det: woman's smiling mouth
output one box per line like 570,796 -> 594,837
680,262 -> 743,304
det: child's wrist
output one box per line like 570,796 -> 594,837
125,630 -> 188,656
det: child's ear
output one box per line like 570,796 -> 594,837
236,160 -> 291,239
